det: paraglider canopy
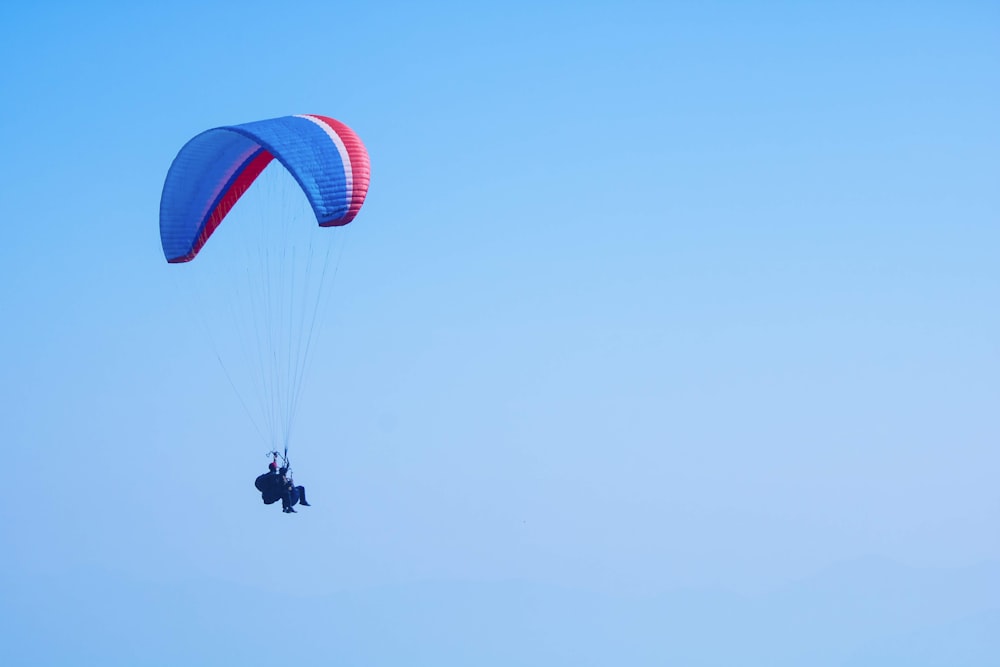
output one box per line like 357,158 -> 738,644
160,114 -> 371,263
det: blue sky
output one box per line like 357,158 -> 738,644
1,1 -> 998,664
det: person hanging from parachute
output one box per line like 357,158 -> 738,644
254,454 -> 284,506
254,451 -> 311,514
159,114 -> 371,513
279,466 -> 310,513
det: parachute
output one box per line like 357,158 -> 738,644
160,115 -> 371,454
161,114 -> 370,263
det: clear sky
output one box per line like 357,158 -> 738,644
1,1 -> 998,665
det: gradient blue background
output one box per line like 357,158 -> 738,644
1,1 -> 998,665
